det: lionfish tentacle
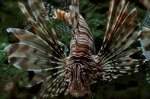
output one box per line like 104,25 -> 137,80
102,0 -> 115,45
5,0 -> 68,97
54,9 -> 71,24
96,0 -> 145,80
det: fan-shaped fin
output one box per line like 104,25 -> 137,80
18,2 -> 66,58
98,1 -> 141,64
6,28 -> 67,57
5,0 -> 68,98
39,70 -> 67,98
101,56 -> 145,81
96,0 -> 145,81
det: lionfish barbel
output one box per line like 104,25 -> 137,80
4,0 -> 146,98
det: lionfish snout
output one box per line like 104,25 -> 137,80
68,86 -> 89,97
66,63 -> 91,97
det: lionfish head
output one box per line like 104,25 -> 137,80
66,63 -> 93,97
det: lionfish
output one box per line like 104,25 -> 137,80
4,0 -> 145,98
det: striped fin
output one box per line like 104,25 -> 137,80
28,72 -> 50,87
4,43 -> 63,71
115,47 -> 141,59
28,0 -> 47,20
54,0 -> 95,55
28,0 -> 58,41
18,2 -> 52,43
28,68 -> 66,87
103,13 -> 140,62
4,42 -> 50,59
111,0 -> 126,33
54,9 -> 71,24
70,0 -> 95,54
98,4 -> 141,63
8,56 -> 63,72
139,27 -> 150,60
99,0 -> 128,56
18,2 -> 42,36
103,0 -> 115,43
103,0 -> 128,50
101,57 -> 145,81
6,28 -> 67,57
18,2 -> 66,58
4,0 -> 69,98
70,0 -> 79,14
28,0 -> 57,39
96,0 -> 145,80
101,0 -> 126,53
7,28 -> 50,53
39,70 -> 67,98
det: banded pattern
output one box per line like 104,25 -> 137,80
54,9 -> 71,24
97,0 -> 144,80
54,0 -> 96,97
69,0 -> 95,57
69,14 -> 95,57
5,0 -> 68,98
4,0 -> 146,98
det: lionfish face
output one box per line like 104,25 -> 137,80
66,63 -> 92,97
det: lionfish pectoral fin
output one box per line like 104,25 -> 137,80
5,0 -> 69,98
96,0 -> 145,81
39,71 -> 67,98
101,56 -> 145,81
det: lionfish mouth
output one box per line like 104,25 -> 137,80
66,62 -> 92,97
69,90 -> 89,97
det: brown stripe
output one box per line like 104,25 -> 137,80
19,57 -> 30,71
8,43 -> 19,56
19,44 -> 30,52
